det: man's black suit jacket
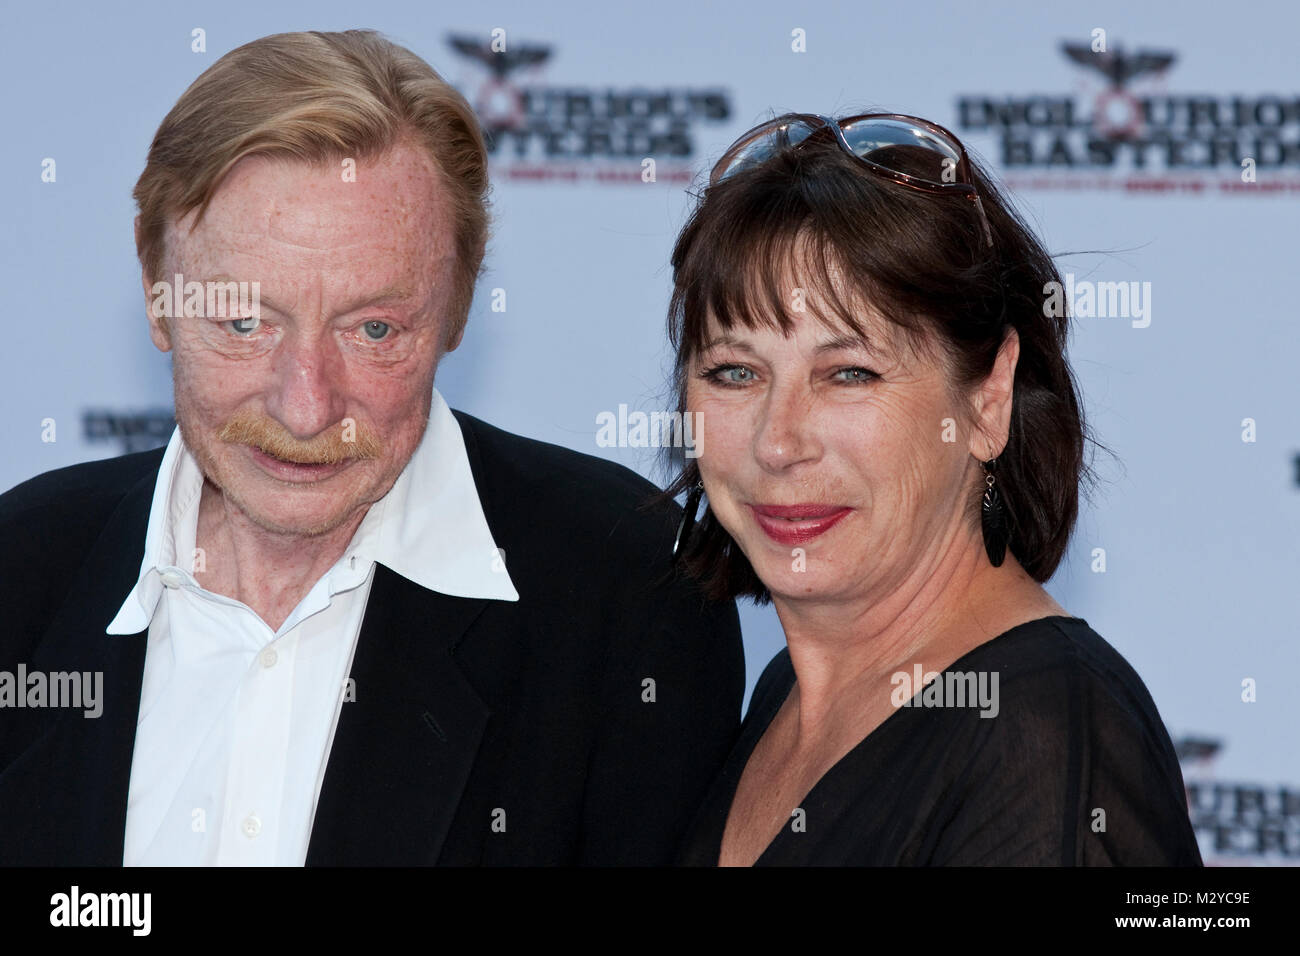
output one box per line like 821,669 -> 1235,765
0,410 -> 744,865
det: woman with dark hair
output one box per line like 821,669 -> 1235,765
667,112 -> 1201,866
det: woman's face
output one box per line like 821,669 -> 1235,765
686,296 -> 996,609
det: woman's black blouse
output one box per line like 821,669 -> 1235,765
679,616 -> 1203,866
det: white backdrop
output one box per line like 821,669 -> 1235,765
3,0 -> 1296,863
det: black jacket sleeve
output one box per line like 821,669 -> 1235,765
574,519 -> 744,865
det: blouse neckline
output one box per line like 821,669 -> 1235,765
716,614 -> 1088,866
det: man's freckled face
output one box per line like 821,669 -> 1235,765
156,141 -> 458,537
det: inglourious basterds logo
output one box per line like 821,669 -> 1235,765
446,32 -> 731,184
957,39 -> 1300,193
1177,737 -> 1300,863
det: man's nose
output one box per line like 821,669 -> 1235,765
264,329 -> 349,439
752,383 -> 822,474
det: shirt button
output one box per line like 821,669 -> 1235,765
159,569 -> 186,589
260,647 -> 278,668
241,815 -> 262,838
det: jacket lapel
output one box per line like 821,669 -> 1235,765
306,564 -> 494,865
22,468 -> 155,865
6,442 -> 497,866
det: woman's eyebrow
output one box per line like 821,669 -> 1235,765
814,332 -> 877,354
700,335 -> 756,354
701,333 -> 880,355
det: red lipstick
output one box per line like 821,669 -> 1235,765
749,504 -> 852,545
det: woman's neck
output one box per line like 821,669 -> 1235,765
770,531 -> 1062,746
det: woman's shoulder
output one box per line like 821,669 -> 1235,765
749,615 -> 1167,734
926,615 -> 1202,864
957,615 -> 1169,729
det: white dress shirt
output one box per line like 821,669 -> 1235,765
107,388 -> 518,866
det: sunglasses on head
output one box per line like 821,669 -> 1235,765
709,112 -> 995,249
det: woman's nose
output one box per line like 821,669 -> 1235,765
752,385 -> 821,473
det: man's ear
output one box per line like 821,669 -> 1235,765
142,270 -> 172,353
138,216 -> 172,353
968,327 -> 1020,461
443,317 -> 466,355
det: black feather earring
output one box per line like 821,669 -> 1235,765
981,458 -> 1008,567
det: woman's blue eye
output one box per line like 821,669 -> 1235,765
227,316 -> 260,335
711,365 -> 753,384
362,321 -> 391,341
835,367 -> 876,383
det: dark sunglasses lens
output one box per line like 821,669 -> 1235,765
839,117 -> 964,185
715,118 -> 821,182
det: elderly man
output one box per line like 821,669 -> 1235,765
0,30 -> 742,865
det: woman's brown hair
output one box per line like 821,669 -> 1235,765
661,121 -> 1100,603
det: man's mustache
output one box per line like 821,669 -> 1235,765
217,412 -> 383,465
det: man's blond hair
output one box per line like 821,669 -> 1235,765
133,29 -> 489,340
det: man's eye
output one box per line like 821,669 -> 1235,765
362,320 -> 391,341
226,316 -> 261,335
